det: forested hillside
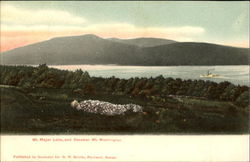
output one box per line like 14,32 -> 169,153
0,64 -> 248,107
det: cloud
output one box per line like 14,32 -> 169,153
1,4 -> 206,51
1,24 -> 85,32
2,23 -> 205,40
0,4 -> 204,39
1,4 -> 86,25
77,23 -> 205,42
1,23 -> 206,52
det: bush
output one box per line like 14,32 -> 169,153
235,91 -> 249,107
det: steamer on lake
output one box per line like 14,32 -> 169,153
200,70 -> 220,78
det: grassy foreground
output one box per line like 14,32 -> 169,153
1,85 -> 249,134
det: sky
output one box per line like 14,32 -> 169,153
1,1 -> 249,52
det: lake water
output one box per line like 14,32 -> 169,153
50,65 -> 249,86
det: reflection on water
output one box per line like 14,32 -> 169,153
50,65 -> 249,86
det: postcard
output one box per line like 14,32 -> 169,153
0,1 -> 249,161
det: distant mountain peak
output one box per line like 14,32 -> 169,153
108,37 -> 177,47
81,34 -> 102,39
1,33 -> 248,66
50,34 -> 102,41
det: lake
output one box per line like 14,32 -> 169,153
50,65 -> 249,86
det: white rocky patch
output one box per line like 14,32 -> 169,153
71,100 -> 143,116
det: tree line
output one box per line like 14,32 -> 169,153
0,64 -> 249,107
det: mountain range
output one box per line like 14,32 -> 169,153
1,34 -> 249,65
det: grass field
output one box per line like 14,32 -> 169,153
1,86 -> 249,134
